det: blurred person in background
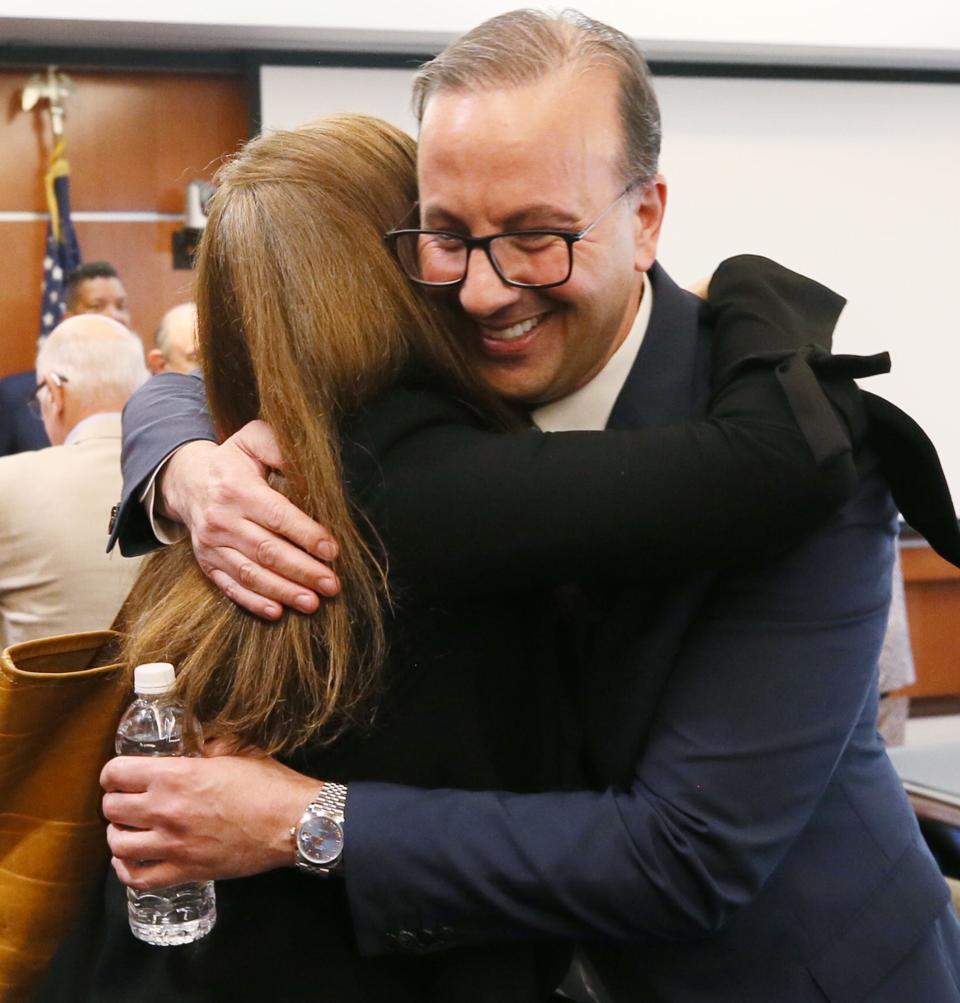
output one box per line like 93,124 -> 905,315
147,302 -> 198,374
877,549 -> 916,746
0,314 -> 146,646
63,261 -> 131,328
0,261 -> 131,457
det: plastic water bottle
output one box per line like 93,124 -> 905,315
115,662 -> 217,946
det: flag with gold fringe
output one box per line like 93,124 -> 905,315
39,139 -> 81,337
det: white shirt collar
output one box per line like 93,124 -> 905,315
532,273 -> 653,432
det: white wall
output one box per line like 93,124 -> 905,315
656,75 -> 960,507
261,66 -> 419,135
3,1 -> 960,66
260,64 -> 960,508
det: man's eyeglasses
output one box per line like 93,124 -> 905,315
27,372 -> 68,420
385,180 -> 643,291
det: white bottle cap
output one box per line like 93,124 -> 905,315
133,662 -> 177,695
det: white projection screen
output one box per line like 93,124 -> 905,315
260,63 -> 960,509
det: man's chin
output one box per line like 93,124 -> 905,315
476,358 -> 557,407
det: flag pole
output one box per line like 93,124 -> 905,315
22,66 -> 82,337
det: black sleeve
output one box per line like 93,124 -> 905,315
357,258 -> 868,597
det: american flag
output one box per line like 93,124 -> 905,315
39,142 -> 81,337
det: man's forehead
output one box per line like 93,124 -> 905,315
78,277 -> 126,301
417,68 -> 623,195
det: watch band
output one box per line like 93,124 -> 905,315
292,782 -> 348,877
312,781 -> 348,821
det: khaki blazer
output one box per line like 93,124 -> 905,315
0,413 -> 142,646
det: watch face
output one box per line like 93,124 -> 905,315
297,814 -> 344,866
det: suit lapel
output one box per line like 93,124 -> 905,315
581,263 -> 714,785
608,262 -> 711,430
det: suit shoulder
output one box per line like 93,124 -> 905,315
0,446 -> 60,513
0,370 -> 35,399
341,380 -> 490,499
0,443 -> 59,476
347,381 -> 486,453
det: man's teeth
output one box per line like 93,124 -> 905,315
486,316 -> 540,341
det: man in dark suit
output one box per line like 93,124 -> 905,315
104,10 -> 960,1001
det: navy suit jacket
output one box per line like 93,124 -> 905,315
109,264 -> 960,1002
0,370 -> 50,456
341,266 -> 960,1002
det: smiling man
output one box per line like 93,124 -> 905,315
104,10 -> 960,1002
411,64 -> 658,406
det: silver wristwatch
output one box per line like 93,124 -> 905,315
292,782 -> 348,877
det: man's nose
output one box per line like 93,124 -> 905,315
458,247 -> 521,320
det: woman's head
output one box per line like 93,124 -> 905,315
200,114 -> 458,438
123,115 -> 496,754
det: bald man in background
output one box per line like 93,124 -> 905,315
148,303 -> 199,375
0,315 -> 147,646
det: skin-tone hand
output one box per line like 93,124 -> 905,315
101,739 -> 323,889
158,420 -> 341,619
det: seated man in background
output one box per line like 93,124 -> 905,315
147,302 -> 199,374
0,261 -> 132,457
0,314 -> 146,646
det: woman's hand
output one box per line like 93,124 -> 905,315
101,741 -> 321,890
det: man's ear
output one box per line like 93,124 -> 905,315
47,375 -> 67,418
147,349 -> 167,374
634,175 -> 667,273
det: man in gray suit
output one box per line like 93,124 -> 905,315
0,315 -> 146,646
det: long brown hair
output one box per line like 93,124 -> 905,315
122,115 -> 507,755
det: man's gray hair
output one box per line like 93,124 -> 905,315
412,8 -> 661,184
36,317 -> 148,412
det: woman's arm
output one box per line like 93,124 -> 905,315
358,257 -> 870,596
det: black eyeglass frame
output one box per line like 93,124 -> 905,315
384,179 -> 644,291
27,372 -> 69,420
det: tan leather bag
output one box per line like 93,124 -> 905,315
0,630 -> 128,1003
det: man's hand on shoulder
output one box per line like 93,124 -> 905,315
158,419 -> 341,619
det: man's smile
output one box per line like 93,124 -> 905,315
479,313 -> 547,355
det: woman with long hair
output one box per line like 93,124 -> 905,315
39,115 -> 867,1002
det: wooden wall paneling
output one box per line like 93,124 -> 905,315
0,220 -> 46,373
901,544 -> 960,699
0,69 -> 249,377
73,220 -> 197,343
